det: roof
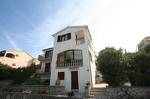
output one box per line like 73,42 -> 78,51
52,25 -> 88,37
144,36 -> 150,40
42,47 -> 53,51
0,50 -> 34,58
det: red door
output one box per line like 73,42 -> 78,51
71,71 -> 79,89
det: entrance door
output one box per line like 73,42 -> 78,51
71,71 -> 79,89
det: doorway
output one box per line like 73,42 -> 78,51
71,71 -> 79,89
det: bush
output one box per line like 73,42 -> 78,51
67,91 -> 75,97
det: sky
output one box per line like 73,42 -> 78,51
0,0 -> 150,57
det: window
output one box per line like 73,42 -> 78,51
0,51 -> 6,57
12,63 -> 16,66
45,50 -> 53,58
57,33 -> 71,42
57,50 -> 82,63
45,51 -> 50,58
6,53 -> 15,59
45,63 -> 51,72
58,72 -> 65,80
58,53 -> 65,62
65,50 -> 73,62
74,50 -> 82,60
75,30 -> 84,44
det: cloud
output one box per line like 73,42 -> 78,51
23,0 -> 101,48
2,31 -> 21,50
4,0 -> 150,56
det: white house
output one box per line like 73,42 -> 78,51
138,36 -> 150,51
0,50 -> 39,68
39,25 -> 97,92
38,48 -> 53,81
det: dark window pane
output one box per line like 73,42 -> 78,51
45,63 -> 50,72
68,33 -> 71,39
57,36 -> 61,42
6,53 -> 15,59
58,72 -> 65,80
65,50 -> 73,62
45,51 -> 50,58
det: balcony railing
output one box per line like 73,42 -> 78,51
38,55 -> 52,61
56,60 -> 83,68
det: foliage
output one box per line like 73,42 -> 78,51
97,47 -> 127,86
109,87 -> 136,99
67,91 -> 75,97
127,51 -> 150,86
97,47 -> 150,86
0,63 -> 40,84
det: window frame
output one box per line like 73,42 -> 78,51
57,50 -> 83,63
58,72 -> 65,80
57,33 -> 71,42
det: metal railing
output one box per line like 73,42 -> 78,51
56,60 -> 83,68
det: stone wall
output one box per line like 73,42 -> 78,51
0,85 -> 65,95
0,92 -> 81,99
91,87 -> 150,99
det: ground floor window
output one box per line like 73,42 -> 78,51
58,72 -> 65,80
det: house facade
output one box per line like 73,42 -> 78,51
0,50 -> 39,68
138,36 -> 150,51
39,25 -> 97,92
38,48 -> 53,81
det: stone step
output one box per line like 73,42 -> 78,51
90,88 -> 107,96
91,88 -> 106,92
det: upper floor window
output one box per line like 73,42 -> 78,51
57,33 -> 71,42
75,30 -> 85,44
45,50 -> 53,58
6,53 -> 15,59
57,50 -> 83,68
57,50 -> 82,63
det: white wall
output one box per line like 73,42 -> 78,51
0,51 -> 34,68
50,26 -> 96,92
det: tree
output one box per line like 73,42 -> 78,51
128,51 -> 150,86
0,63 -> 40,84
97,47 -> 127,86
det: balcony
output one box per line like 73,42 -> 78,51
56,60 -> 83,68
76,38 -> 85,45
38,55 -> 52,61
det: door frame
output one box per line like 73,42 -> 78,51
71,71 -> 79,90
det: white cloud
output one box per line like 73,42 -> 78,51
13,0 -> 150,55
2,31 -> 21,50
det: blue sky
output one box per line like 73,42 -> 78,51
0,0 -> 150,57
